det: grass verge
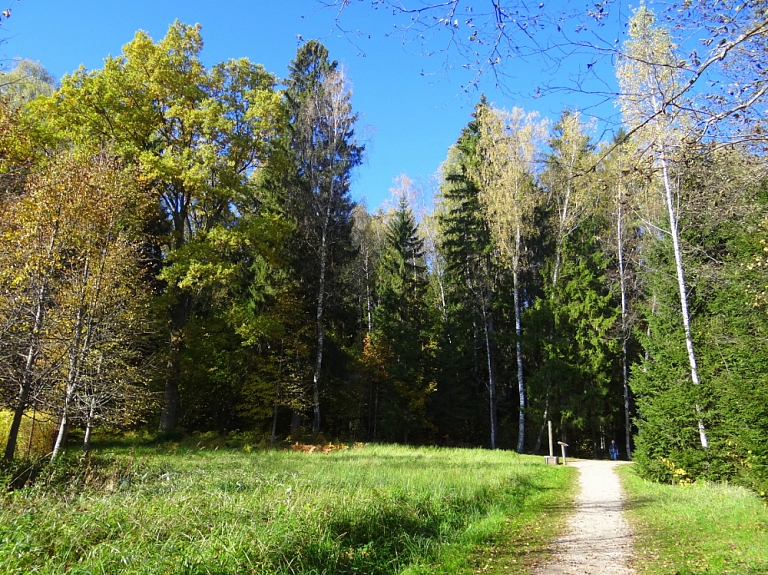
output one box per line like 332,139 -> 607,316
1,442 -> 575,574
404,456 -> 576,575
617,464 -> 768,575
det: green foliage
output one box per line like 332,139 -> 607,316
262,39 -> 364,434
0,58 -> 58,110
430,112 -> 505,448
527,224 -> 620,456
4,10 -> 768,506
0,148 -> 158,461
369,195 -> 435,442
27,21 -> 284,433
631,147 -> 768,493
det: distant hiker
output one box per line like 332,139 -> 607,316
609,439 -> 619,461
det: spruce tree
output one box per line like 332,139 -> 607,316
436,109 -> 502,448
370,195 -> 433,442
270,40 -> 363,434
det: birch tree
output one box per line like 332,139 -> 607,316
617,6 -> 708,448
602,133 -> 641,459
1,151 -> 154,461
542,111 -> 597,290
1,167 -> 60,463
475,104 -> 544,453
0,59 -> 58,110
48,155 -> 154,459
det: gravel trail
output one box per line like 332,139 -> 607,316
536,460 -> 635,575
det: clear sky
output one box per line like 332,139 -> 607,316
1,0 -> 625,210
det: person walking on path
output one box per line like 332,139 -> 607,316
609,439 -> 619,461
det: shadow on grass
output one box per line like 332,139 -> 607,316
271,475 -> 562,575
621,495 -> 655,511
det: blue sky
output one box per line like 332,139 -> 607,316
1,0 -> 625,210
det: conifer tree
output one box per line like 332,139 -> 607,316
274,40 -> 364,434
437,108 -> 502,448
370,194 -> 434,442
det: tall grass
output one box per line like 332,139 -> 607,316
618,465 -> 768,575
0,442 -> 574,574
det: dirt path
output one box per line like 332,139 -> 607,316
536,460 -> 634,575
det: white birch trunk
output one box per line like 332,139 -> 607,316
83,398 -> 95,453
52,304 -> 85,460
53,251 -> 105,460
4,221 -> 59,463
364,249 -> 373,333
513,224 -> 525,453
616,172 -> 633,459
552,155 -> 574,289
660,155 -> 709,448
481,296 -> 497,450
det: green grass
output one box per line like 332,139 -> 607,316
0,441 -> 575,574
618,464 -> 768,575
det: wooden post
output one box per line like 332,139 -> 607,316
543,421 -> 558,465
558,441 -> 569,465
548,420 -> 554,457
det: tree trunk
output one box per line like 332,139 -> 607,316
4,322 -> 43,463
270,399 -> 279,447
513,225 -> 526,453
159,295 -> 192,432
51,398 -> 71,459
4,223 -> 59,463
5,337 -> 39,463
481,297 -> 497,450
83,398 -> 95,453
159,371 -> 180,432
533,397 -> 549,453
25,407 -> 37,458
364,249 -> 373,333
660,155 -> 708,449
53,291 -> 92,460
159,329 -> 182,433
616,173 -> 633,459
290,410 -> 302,434
312,218 -> 329,436
312,188 -> 333,435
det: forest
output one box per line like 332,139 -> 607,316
1,4 -> 767,497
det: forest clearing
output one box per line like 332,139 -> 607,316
1,440 -> 766,574
2,2 -> 768,572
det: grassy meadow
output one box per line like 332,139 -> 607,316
618,465 -> 768,575
0,439 -> 575,574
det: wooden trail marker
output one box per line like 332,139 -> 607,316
543,420 -> 559,465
